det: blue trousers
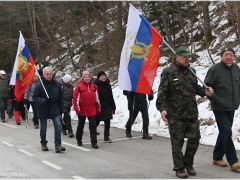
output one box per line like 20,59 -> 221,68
40,116 -> 62,146
213,110 -> 238,165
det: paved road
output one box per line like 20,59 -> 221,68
0,117 -> 240,179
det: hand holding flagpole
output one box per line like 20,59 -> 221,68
34,65 -> 49,98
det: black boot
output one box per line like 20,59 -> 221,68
142,131 -> 152,140
104,131 -> 112,143
125,129 -> 132,138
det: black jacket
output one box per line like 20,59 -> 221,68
204,61 -> 240,111
94,78 -> 116,121
33,78 -> 63,119
123,90 -> 153,111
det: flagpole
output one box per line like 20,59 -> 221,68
162,39 -> 208,89
34,65 -> 49,98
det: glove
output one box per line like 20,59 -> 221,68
96,113 -> 101,117
8,99 -> 12,104
45,98 -> 53,104
112,110 -> 115,115
77,112 -> 82,117
148,94 -> 153,101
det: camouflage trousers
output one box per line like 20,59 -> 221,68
168,117 -> 200,171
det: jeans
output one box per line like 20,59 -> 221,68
25,101 -> 39,125
213,110 -> 238,165
0,97 -> 7,120
125,108 -> 149,132
40,115 -> 62,146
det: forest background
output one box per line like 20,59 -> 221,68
1,1 -> 239,84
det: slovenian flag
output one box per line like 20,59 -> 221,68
10,31 -> 36,100
118,4 -> 163,95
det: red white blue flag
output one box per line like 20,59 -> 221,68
10,31 -> 36,100
118,4 -> 163,95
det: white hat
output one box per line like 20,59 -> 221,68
62,74 -> 71,83
0,70 -> 6,74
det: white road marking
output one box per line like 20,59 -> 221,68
72,176 -> 85,179
1,123 -> 17,128
62,141 -> 91,152
2,141 -> 14,147
18,149 -> 35,157
41,161 -> 62,170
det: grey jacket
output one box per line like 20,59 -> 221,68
59,79 -> 73,108
204,61 -> 240,111
0,77 -> 9,98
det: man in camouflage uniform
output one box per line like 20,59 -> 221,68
156,46 -> 213,178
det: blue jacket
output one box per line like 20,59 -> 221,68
33,78 -> 63,119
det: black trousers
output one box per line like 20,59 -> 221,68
96,119 -> 110,132
62,107 -> 73,133
76,115 -> 97,145
125,108 -> 149,132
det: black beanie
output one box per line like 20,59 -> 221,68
220,47 -> 235,57
97,71 -> 107,79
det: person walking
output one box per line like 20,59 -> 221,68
94,71 -> 116,143
59,74 -> 74,138
73,71 -> 101,149
156,46 -> 213,178
8,85 -> 24,125
24,71 -> 39,129
0,70 -> 9,123
33,67 -> 66,153
123,90 -> 153,140
204,47 -> 240,171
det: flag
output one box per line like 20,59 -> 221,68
118,4 -> 163,95
10,31 -> 36,100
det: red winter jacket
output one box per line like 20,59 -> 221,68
73,80 -> 101,117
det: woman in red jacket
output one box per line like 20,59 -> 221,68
73,71 -> 101,149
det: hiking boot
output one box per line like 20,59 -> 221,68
16,122 -> 21,125
176,169 -> 188,178
34,125 -> 39,129
92,144 -> 99,149
213,159 -> 228,167
41,143 -> 49,151
1,119 -> 6,123
142,131 -> 152,140
230,162 -> 240,171
62,130 -> 67,135
104,131 -> 112,143
55,146 -> 66,153
77,141 -> 83,146
125,129 -> 132,138
68,132 -> 74,138
96,132 -> 100,135
186,165 -> 196,176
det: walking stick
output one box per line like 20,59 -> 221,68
25,105 -> 30,128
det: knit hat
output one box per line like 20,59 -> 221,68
81,71 -> 91,79
0,70 -> 6,74
220,47 -> 235,57
62,74 -> 71,83
97,71 -> 107,79
86,63 -> 93,74
38,69 -> 43,77
55,71 -> 62,78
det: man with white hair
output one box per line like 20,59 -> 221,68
0,70 -> 9,123
33,67 -> 65,153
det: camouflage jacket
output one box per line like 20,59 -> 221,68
156,63 -> 206,119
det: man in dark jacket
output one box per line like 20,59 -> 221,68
123,90 -> 153,140
33,67 -> 65,153
59,74 -> 74,138
156,46 -> 213,178
0,70 -> 9,123
204,47 -> 240,171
